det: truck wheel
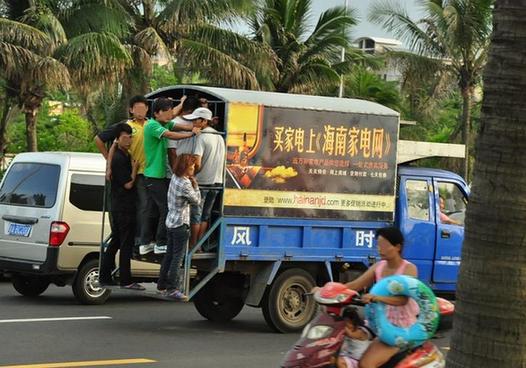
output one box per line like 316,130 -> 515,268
72,259 -> 111,305
262,268 -> 317,333
193,274 -> 245,322
12,275 -> 49,297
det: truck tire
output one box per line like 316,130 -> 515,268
12,275 -> 49,297
193,274 -> 245,322
262,268 -> 317,333
72,259 -> 111,305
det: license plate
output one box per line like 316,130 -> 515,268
8,223 -> 32,237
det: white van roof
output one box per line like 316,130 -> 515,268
13,152 -> 105,173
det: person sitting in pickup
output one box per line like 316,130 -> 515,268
99,123 -> 145,291
337,308 -> 373,368
439,196 -> 461,225
343,227 -> 419,368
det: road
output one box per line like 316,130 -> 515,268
0,282 -> 451,368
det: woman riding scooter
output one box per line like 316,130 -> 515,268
344,227 -> 419,368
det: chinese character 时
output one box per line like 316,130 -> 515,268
356,230 -> 375,248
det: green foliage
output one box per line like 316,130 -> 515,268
344,67 -> 402,111
249,0 -> 358,92
6,103 -> 96,153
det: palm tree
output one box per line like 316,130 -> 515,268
0,0 -> 131,151
343,66 -> 402,111
369,0 -> 493,180
446,1 -> 526,367
249,0 -> 358,93
91,0 -> 275,122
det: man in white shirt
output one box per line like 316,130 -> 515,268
167,107 -> 225,249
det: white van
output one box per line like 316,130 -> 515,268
0,152 -> 158,304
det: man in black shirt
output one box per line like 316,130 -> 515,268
94,95 -> 150,250
99,123 -> 144,290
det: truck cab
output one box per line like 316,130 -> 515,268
397,167 -> 469,292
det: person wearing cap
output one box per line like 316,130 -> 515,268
140,97 -> 199,256
168,106 -> 225,249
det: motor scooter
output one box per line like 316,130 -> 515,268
281,282 -> 454,368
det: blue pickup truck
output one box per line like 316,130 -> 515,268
150,86 -> 469,333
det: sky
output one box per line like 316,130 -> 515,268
311,0 -> 422,41
232,0 -> 423,44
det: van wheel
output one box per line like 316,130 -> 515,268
193,274 -> 245,322
12,275 -> 49,297
261,268 -> 317,333
72,259 -> 111,305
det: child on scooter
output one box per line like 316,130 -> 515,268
337,308 -> 373,368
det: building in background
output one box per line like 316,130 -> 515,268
354,37 -> 403,82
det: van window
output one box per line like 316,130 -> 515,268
406,180 -> 430,221
69,174 -> 105,212
0,163 -> 60,208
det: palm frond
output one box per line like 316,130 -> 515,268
134,27 -> 170,56
186,24 -> 279,80
28,56 -> 71,91
159,0 -> 254,31
0,18 -> 51,52
306,5 -> 357,46
289,61 -> 341,93
56,32 -> 131,84
0,42 -> 41,78
60,1 -> 131,38
21,5 -> 67,49
181,38 -> 259,90
368,0 -> 441,56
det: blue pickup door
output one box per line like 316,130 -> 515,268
397,169 -> 468,292
432,178 -> 468,289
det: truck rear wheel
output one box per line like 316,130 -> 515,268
12,275 -> 49,297
193,274 -> 245,322
262,268 -> 317,333
72,259 -> 111,305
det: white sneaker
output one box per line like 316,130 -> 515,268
139,243 -> 155,255
154,244 -> 167,254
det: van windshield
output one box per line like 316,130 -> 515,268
0,163 -> 60,208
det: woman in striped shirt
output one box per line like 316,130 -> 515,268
157,154 -> 201,300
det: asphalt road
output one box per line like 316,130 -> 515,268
0,281 -> 451,368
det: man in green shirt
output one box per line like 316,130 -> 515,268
141,97 -> 198,255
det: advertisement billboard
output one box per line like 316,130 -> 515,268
224,104 -> 399,221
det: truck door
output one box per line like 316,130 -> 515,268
398,177 -> 436,284
432,180 -> 467,283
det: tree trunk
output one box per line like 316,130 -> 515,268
446,2 -> 526,367
25,108 -> 38,152
460,86 -> 472,181
0,98 -> 17,154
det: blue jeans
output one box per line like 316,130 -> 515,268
158,225 -> 189,291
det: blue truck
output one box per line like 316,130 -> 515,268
144,86 -> 469,333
